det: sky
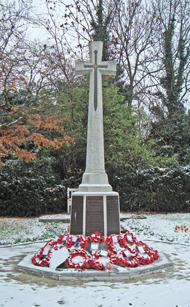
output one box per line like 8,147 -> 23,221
4,0 -> 190,109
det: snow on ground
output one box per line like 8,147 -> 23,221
0,212 -> 190,306
0,217 -> 68,245
121,212 -> 190,244
1,212 -> 190,245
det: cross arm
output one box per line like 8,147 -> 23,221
99,61 -> 117,76
75,60 -> 91,75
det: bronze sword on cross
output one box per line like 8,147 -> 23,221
84,50 -> 107,111
75,43 -> 116,113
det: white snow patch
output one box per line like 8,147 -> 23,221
1,213 -> 190,306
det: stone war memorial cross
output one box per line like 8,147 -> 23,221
70,41 -> 120,237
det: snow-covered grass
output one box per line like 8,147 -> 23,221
0,217 -> 67,245
1,212 -> 190,246
1,212 -> 190,307
121,212 -> 190,244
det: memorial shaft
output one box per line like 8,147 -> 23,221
70,41 -> 120,236
75,41 -> 116,192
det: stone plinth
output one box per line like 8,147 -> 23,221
70,191 -> 120,237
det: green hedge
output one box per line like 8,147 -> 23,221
0,174 -> 66,217
0,159 -> 80,217
108,164 -> 190,212
1,159 -> 190,216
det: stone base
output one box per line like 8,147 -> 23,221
78,172 -> 112,192
17,253 -> 173,281
70,191 -> 120,237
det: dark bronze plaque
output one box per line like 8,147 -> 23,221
86,196 -> 104,236
70,196 -> 83,235
107,196 -> 120,235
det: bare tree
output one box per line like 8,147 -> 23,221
109,0 -> 163,107
43,0 -> 163,108
0,0 -> 69,106
151,0 -> 190,114
43,0 -> 116,59
0,0 -> 34,104
3,0 -> 189,113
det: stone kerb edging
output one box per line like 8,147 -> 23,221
17,252 -> 172,281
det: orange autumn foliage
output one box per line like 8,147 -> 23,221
0,111 -> 74,166
27,114 -> 66,132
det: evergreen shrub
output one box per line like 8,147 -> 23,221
0,159 -> 82,217
0,173 -> 66,217
0,159 -> 64,217
1,158 -> 190,215
108,164 -> 190,212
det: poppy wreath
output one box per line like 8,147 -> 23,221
121,229 -> 135,240
137,254 -> 154,265
57,233 -> 75,248
32,240 -> 56,266
65,235 -> 76,248
65,249 -> 91,270
105,234 -> 137,255
119,231 -> 136,246
91,255 -> 106,270
105,234 -> 119,252
117,251 -> 140,268
147,245 -> 159,259
147,248 -> 159,261
109,252 -> 119,265
90,250 -> 112,270
56,232 -> 88,249
32,228 -> 159,269
76,234 -> 88,249
56,231 -> 70,245
136,241 -> 159,264
59,234 -> 79,249
32,247 -> 50,266
117,233 -> 138,252
88,231 -> 105,243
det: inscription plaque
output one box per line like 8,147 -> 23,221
86,196 -> 104,236
70,196 -> 83,235
107,196 -> 120,235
